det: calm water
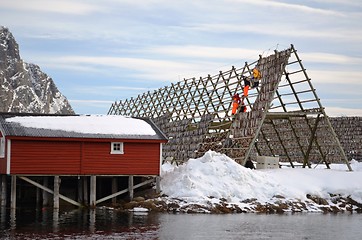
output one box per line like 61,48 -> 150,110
0,207 -> 361,239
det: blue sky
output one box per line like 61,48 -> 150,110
1,0 -> 362,116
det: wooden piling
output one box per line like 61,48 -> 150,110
53,176 -> 60,209
0,175 -> 6,208
112,177 -> 118,205
10,175 -> 16,210
90,176 -> 96,207
128,175 -> 134,200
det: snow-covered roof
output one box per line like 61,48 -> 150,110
0,113 -> 167,141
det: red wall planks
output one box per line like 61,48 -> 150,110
7,139 -> 161,175
10,140 -> 82,175
82,142 -> 160,175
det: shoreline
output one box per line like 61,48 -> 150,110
117,193 -> 362,214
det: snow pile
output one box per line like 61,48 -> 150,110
160,151 -> 362,213
161,151 -> 284,203
7,115 -> 157,135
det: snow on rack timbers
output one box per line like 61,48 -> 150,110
6,115 -> 157,136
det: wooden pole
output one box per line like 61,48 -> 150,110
77,177 -> 83,204
0,175 -> 6,226
155,176 -> 161,194
53,208 -> 59,233
36,185 -> 41,207
10,175 -> 16,210
53,176 -> 60,209
90,176 -> 96,207
112,177 -> 118,206
0,205 -> 5,227
128,175 -> 134,200
89,209 -> 96,233
42,177 -> 49,206
83,177 -> 88,205
0,175 -> 6,208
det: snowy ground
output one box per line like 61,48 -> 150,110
158,151 -> 362,213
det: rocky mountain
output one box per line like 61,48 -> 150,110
0,26 -> 74,114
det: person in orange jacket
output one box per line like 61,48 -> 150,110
243,67 -> 262,97
231,93 -> 241,115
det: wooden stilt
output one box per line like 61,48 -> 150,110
10,208 -> 16,229
1,175 -> 6,226
53,208 -> 59,233
155,176 -> 161,194
77,177 -> 83,204
83,177 -> 88,205
0,175 -> 6,208
53,176 -> 60,209
90,176 -> 96,207
89,209 -> 96,233
128,175 -> 134,200
43,177 -> 49,207
112,177 -> 118,206
10,175 -> 16,210
36,186 -> 41,207
0,205 -> 5,226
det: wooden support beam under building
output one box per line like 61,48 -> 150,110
43,177 -> 49,206
10,175 -> 16,210
18,176 -> 82,207
90,176 -> 96,208
0,175 -> 6,208
53,176 -> 60,209
112,177 -> 118,205
128,175 -> 134,200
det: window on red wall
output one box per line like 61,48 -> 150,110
111,142 -> 124,154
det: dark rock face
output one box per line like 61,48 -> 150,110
0,26 -> 74,114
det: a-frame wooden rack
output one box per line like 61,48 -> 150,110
108,44 -> 352,170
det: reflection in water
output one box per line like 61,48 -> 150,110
0,206 -> 161,239
52,208 -> 59,233
0,207 -> 361,239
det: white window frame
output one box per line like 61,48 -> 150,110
111,142 -> 124,154
0,137 -> 4,158
0,129 -> 5,158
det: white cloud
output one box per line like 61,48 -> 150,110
325,106 -> 362,117
190,23 -> 362,42
0,0 -> 104,15
72,86 -> 151,96
308,70 -> 362,85
142,45 -> 261,60
34,55 -> 229,82
232,0 -> 345,16
301,52 -> 362,65
311,0 -> 362,7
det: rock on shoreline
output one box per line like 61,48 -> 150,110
116,193 -> 362,214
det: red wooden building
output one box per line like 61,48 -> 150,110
0,113 -> 167,175
0,113 -> 168,209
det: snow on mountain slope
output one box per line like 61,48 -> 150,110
0,26 -> 74,114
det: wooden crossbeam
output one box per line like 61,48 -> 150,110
19,176 -> 82,207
